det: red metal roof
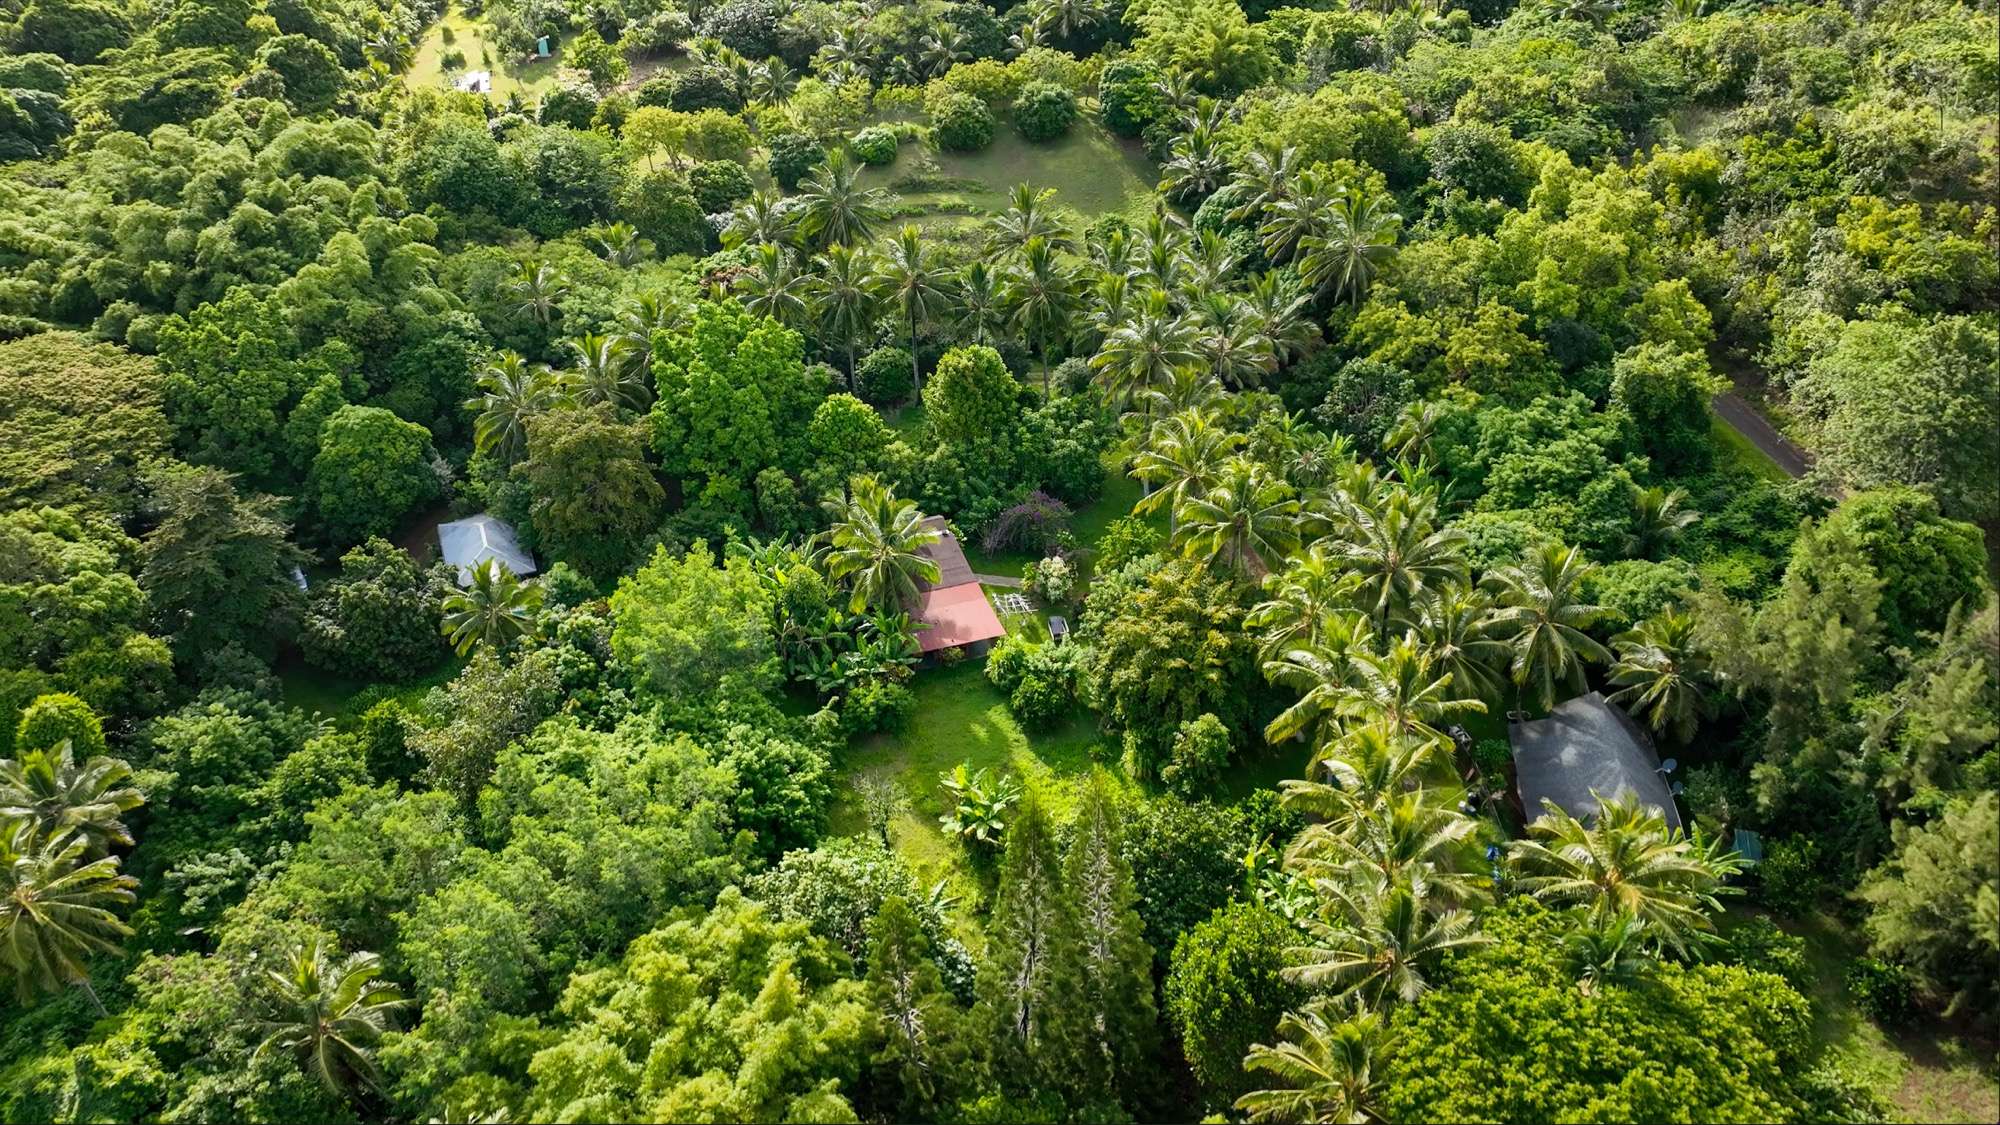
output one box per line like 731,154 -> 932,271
914,582 -> 1007,653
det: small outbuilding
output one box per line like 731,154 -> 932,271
911,516 -> 1006,657
437,513 -> 537,587
455,70 -> 492,94
1509,692 -> 1683,831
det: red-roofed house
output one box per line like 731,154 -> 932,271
912,516 -> 1007,656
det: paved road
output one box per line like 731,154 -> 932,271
1711,392 -> 1811,479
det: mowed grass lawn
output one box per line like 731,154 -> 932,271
828,660 -> 1114,931
1723,906 -> 1999,1123
868,118 -> 1159,232
406,6 -> 566,100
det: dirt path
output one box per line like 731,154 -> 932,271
1711,392 -> 1812,479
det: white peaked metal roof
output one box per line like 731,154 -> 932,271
1510,692 -> 1683,831
437,514 -> 537,587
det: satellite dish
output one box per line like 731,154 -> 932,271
1670,781 -> 1686,796
1658,757 -> 1679,773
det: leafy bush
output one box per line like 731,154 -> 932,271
766,131 -> 825,190
1012,80 -> 1077,142
1758,835 -> 1825,915
1472,737 -> 1512,783
856,346 -> 913,405
1098,58 -> 1161,137
634,75 -> 676,108
985,634 -> 1032,696
1721,917 -> 1813,995
1009,669 -> 1070,728
849,125 -> 898,165
300,538 -> 452,681
669,65 -> 741,113
1022,555 -> 1076,608
1162,713 -> 1231,798
930,91 -> 994,152
1165,901 -> 1303,1099
1094,516 -> 1163,574
981,491 -> 1072,556
1846,957 -> 1917,1026
688,159 -> 753,214
841,676 -> 914,737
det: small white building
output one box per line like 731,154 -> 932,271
437,514 -> 536,587
456,70 -> 492,94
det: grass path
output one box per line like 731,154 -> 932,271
1726,906 -> 1998,1123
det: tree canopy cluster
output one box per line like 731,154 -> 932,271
0,0 -> 1993,1122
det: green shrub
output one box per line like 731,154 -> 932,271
1722,917 -> 1812,995
1161,713 -> 1231,797
930,91 -> 994,152
1758,835 -> 1825,915
1098,58 -> 1161,138
842,677 -> 915,736
856,346 -> 913,405
985,634 -> 1031,696
766,132 -> 824,190
688,159 -> 753,213
1009,670 -> 1069,729
14,692 -> 106,758
1011,80 -> 1077,142
1165,901 -> 1303,1099
1094,516 -> 1163,574
1472,737 -> 1512,782
850,125 -> 898,165
1846,957 -> 1917,1025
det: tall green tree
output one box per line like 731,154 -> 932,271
1065,776 -> 1157,1102
139,464 -> 308,662
804,242 -> 878,389
1606,605 -> 1709,743
1002,235 -> 1082,393
819,475 -> 942,613
871,225 -> 952,395
516,404 -> 663,580
1484,543 -> 1613,712
978,793 -> 1090,1102
1856,791 -> 1999,1028
439,559 -> 543,656
796,148 -> 889,249
0,823 -> 136,1014
865,895 -> 980,1121
253,938 -> 409,1101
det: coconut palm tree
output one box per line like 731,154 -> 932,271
466,352 -> 554,465
1338,634 -> 1488,747
587,221 -> 653,266
1131,407 -> 1241,534
1560,909 -> 1652,995
797,149 -> 889,249
952,259 -> 1010,346
1300,186 -> 1402,305
611,292 -> 678,380
1244,271 -> 1324,366
749,58 -> 800,105
1326,489 -> 1469,641
507,258 -> 568,329
1606,605 -> 1710,743
1250,543 -> 1364,661
1258,168 -> 1343,265
1134,205 -> 1193,291
1289,785 -> 1490,910
1410,584 -> 1510,710
820,475 -> 942,613
1484,543 -> 1613,712
1237,1005 -> 1387,1125
1227,143 -> 1302,225
737,243 -> 811,330
1263,612 -> 1375,747
916,21 -> 970,78
1287,878 -> 1488,1010
1174,459 -> 1301,579
1091,288 -> 1201,411
723,188 -> 799,249
1508,792 -> 1743,957
1028,0 -> 1109,46
988,183 -> 1074,256
871,226 -> 952,395
254,938 -> 409,1100
0,742 -> 144,857
1161,111 -> 1229,204
1625,485 -> 1700,560
804,242 -> 878,389
439,560 -> 543,655
1194,298 -> 1279,390
1,823 -> 136,1014
1001,235 -> 1082,393
565,332 -> 650,412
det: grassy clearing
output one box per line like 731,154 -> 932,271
828,660 -> 1112,929
870,120 -> 1158,232
1724,906 -> 1999,1123
407,6 -> 566,100
279,654 -> 465,728
1709,411 -> 1793,484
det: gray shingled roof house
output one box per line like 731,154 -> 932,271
1509,692 -> 1683,831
